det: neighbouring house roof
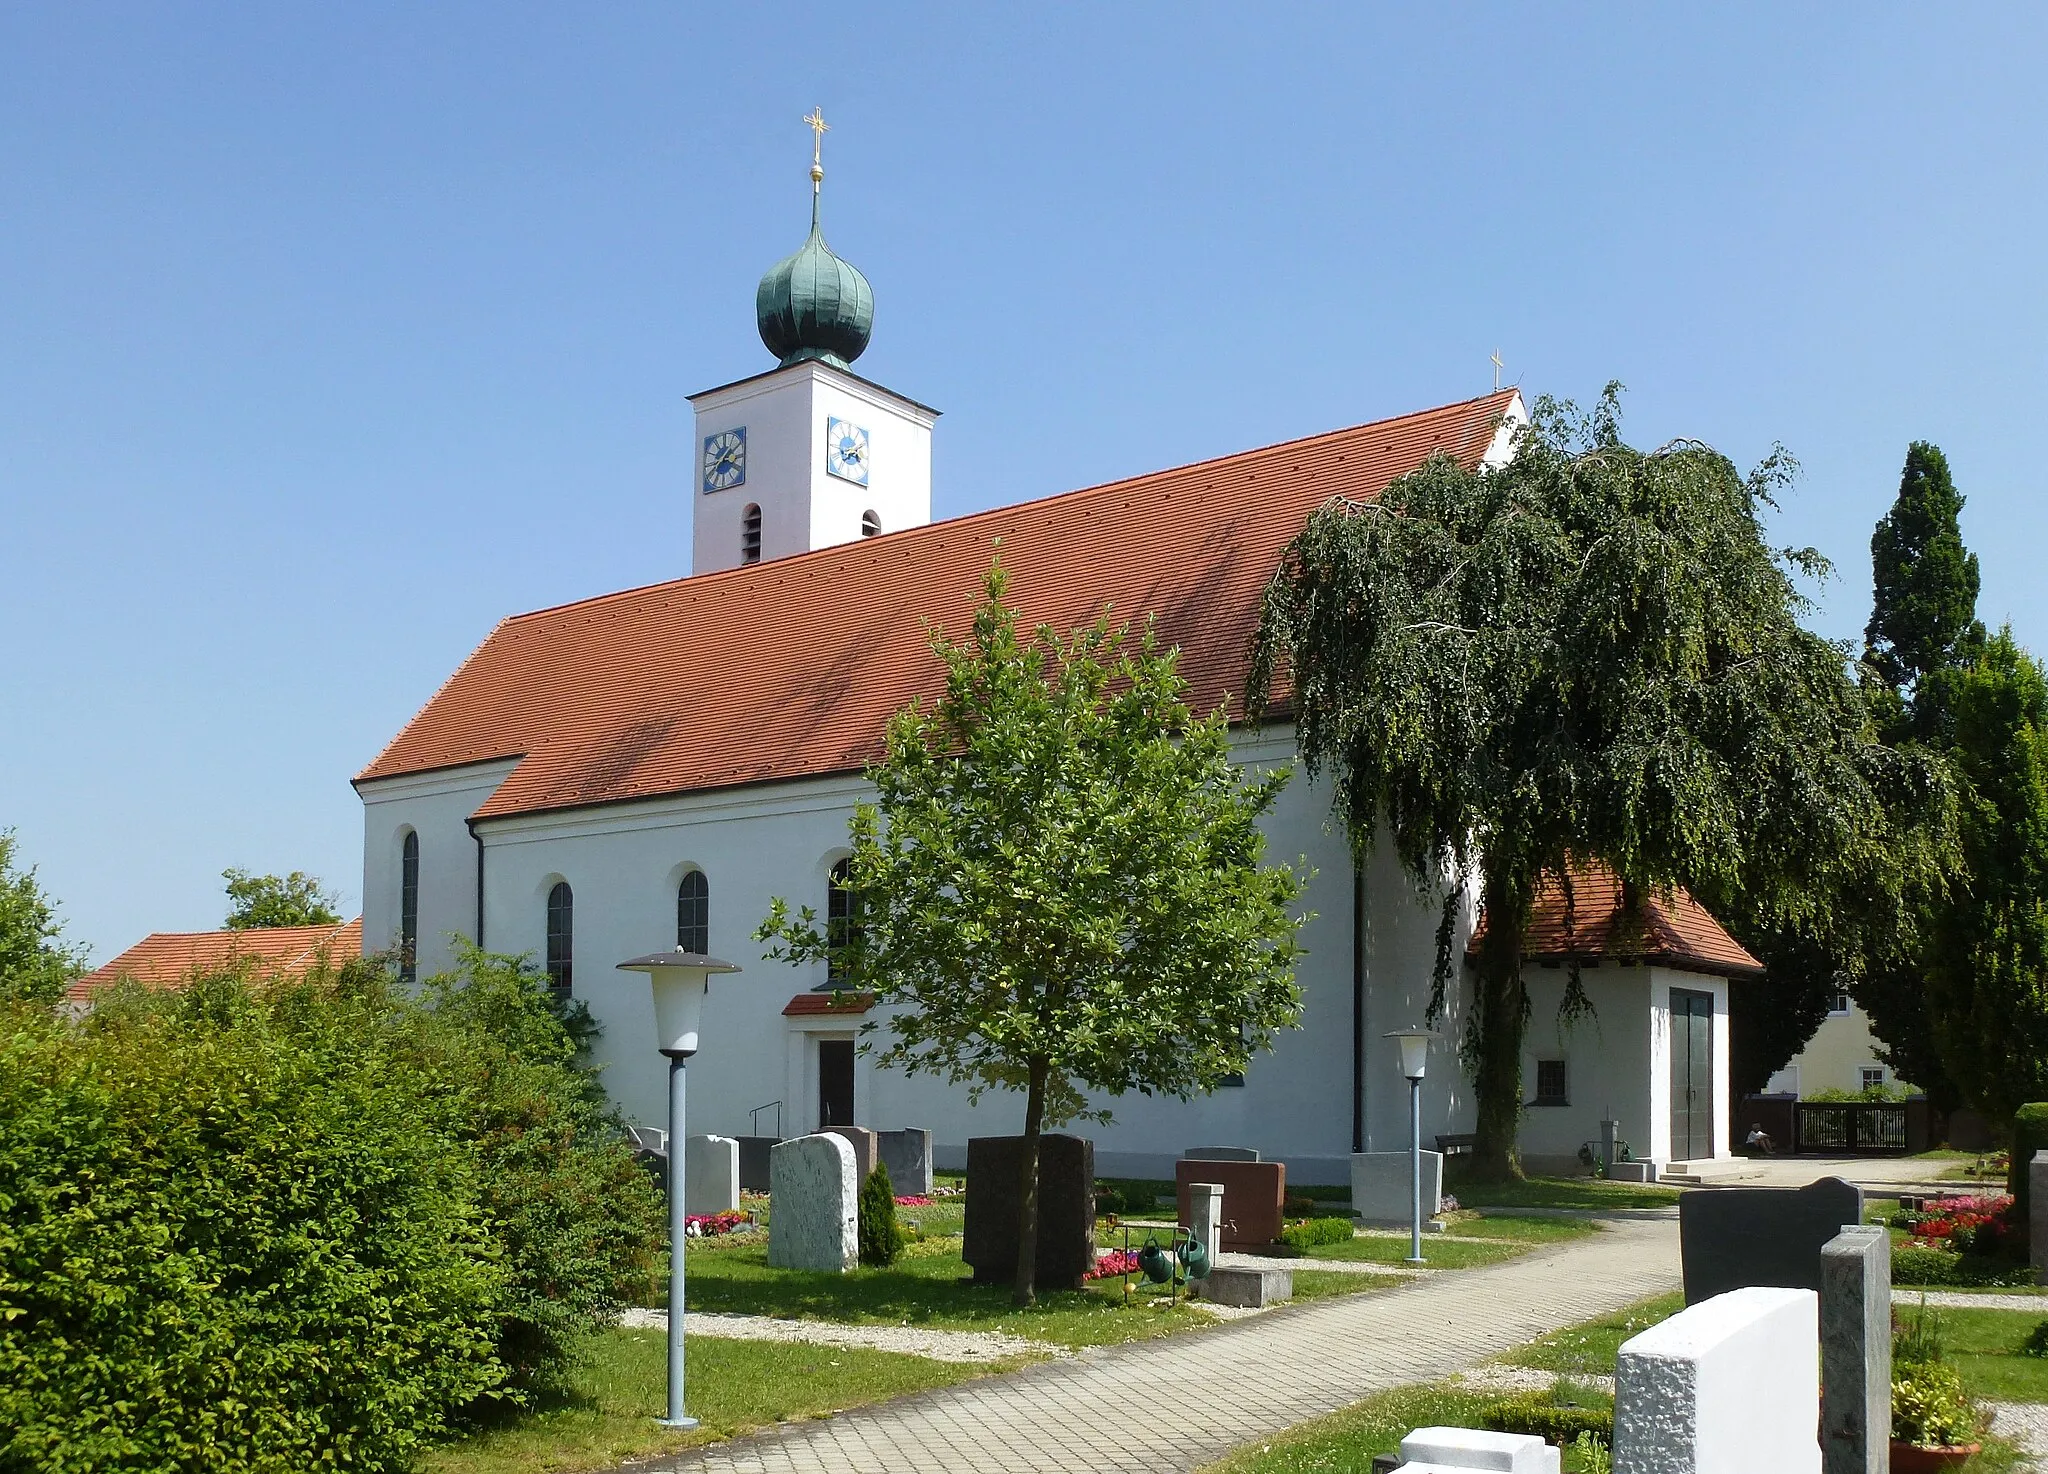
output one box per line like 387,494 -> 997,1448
782,991 -> 877,1017
1469,863 -> 1763,980
354,389 -> 1522,821
66,918 -> 365,1005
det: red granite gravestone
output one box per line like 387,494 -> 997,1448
1175,1158 -> 1285,1249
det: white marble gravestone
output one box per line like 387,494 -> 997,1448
768,1133 -> 858,1272
1614,1286 -> 1820,1474
1399,1426 -> 1558,1473
683,1134 -> 740,1216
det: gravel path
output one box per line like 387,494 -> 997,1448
1216,1250 -> 1423,1277
1891,1290 -> 2048,1312
1990,1402 -> 2048,1462
618,1309 -> 1063,1364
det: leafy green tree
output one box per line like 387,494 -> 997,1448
1916,631 -> 2048,1120
0,830 -> 87,1004
223,867 -> 343,929
1865,441 -> 1985,725
759,564 -> 1307,1304
1251,388 -> 1946,1178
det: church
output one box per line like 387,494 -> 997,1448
353,130 -> 1749,1183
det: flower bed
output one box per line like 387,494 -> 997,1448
1900,1194 -> 2018,1254
684,1210 -> 750,1238
894,1194 -> 933,1207
1084,1249 -> 1142,1281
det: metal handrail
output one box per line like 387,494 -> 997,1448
749,1100 -> 784,1139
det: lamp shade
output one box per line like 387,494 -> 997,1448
1383,1026 -> 1437,1081
617,949 -> 741,1057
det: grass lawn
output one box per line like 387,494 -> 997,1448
1904,1304 -> 2048,1402
1443,1212 -> 1601,1244
1281,1233 -> 1528,1270
1503,1292 -> 1686,1376
1444,1172 -> 1680,1212
424,1328 -> 988,1474
681,1238 -> 1205,1348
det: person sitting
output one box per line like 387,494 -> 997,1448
1744,1123 -> 1777,1156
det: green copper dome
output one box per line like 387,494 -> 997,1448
756,198 -> 873,370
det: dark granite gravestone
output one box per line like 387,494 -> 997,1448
737,1135 -> 779,1192
824,1125 -> 878,1181
878,1127 -> 933,1196
962,1133 -> 1095,1289
1678,1176 -> 1864,1304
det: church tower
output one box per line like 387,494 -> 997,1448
690,111 -> 937,576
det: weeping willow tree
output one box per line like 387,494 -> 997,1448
1249,387 -> 1948,1179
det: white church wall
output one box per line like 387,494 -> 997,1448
464,727 -> 1454,1185
1359,841 -> 1478,1157
1516,964 -> 1656,1174
357,758 -> 520,982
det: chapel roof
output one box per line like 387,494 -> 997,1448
66,917 -> 365,1005
1469,862 -> 1763,979
354,389 -> 1523,821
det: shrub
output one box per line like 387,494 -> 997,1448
1892,1359 -> 1978,1447
859,1161 -> 905,1266
1482,1393 -> 1613,1448
1892,1245 -> 2035,1288
2011,1103 -> 2048,1242
1279,1215 -> 1355,1250
0,949 -> 665,1473
0,978 -> 505,1474
2023,1321 -> 2048,1359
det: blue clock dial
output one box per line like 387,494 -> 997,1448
826,417 -> 870,486
702,428 -> 747,493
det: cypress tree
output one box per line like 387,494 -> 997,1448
857,1161 -> 903,1267
1865,442 -> 1985,724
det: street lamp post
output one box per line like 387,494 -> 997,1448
617,947 -> 741,1431
1383,1027 -> 1437,1266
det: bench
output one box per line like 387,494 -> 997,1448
1434,1133 -> 1476,1157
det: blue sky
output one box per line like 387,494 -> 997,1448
3,6 -> 2042,962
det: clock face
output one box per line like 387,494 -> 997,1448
701,427 -> 746,493
826,417 -> 870,486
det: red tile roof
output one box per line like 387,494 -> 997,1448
67,918 -> 365,1004
782,991 -> 877,1017
1469,864 -> 1762,979
355,391 -> 1523,820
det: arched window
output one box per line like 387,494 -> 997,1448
399,830 -> 420,985
741,504 -> 762,564
677,870 -> 709,955
825,858 -> 855,985
860,509 -> 882,538
545,881 -> 573,997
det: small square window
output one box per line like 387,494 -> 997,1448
1534,1058 -> 1568,1107
1830,993 -> 1852,1016
1861,1067 -> 1886,1093
1218,1071 -> 1245,1088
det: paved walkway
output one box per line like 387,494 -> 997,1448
644,1216 -> 1680,1473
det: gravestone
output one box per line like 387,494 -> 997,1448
737,1134 -> 778,1192
767,1133 -> 858,1272
1614,1286 -> 1821,1473
1819,1225 -> 1890,1474
962,1134 -> 1095,1289
1399,1426 -> 1559,1473
1678,1176 -> 1863,1304
1350,1150 -> 1444,1224
683,1134 -> 741,1216
879,1127 -> 934,1196
824,1125 -> 879,1182
2032,1151 -> 2048,1285
1184,1181 -> 1224,1260
1183,1145 -> 1261,1162
1174,1158 -> 1285,1249
1197,1264 -> 1291,1309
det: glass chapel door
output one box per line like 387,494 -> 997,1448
1669,989 -> 1714,1161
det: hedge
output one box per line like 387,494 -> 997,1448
1280,1215 -> 1357,1250
0,950 -> 663,1474
2011,1103 -> 2048,1239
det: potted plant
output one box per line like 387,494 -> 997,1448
1891,1359 -> 1983,1471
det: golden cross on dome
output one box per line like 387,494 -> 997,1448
803,107 -> 829,187
1491,349 -> 1505,390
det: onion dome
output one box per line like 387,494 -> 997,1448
756,192 -> 873,370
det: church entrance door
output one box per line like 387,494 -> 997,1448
818,1038 -> 855,1130
1669,988 -> 1714,1161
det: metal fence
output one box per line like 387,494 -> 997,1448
1794,1101 -> 1909,1154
